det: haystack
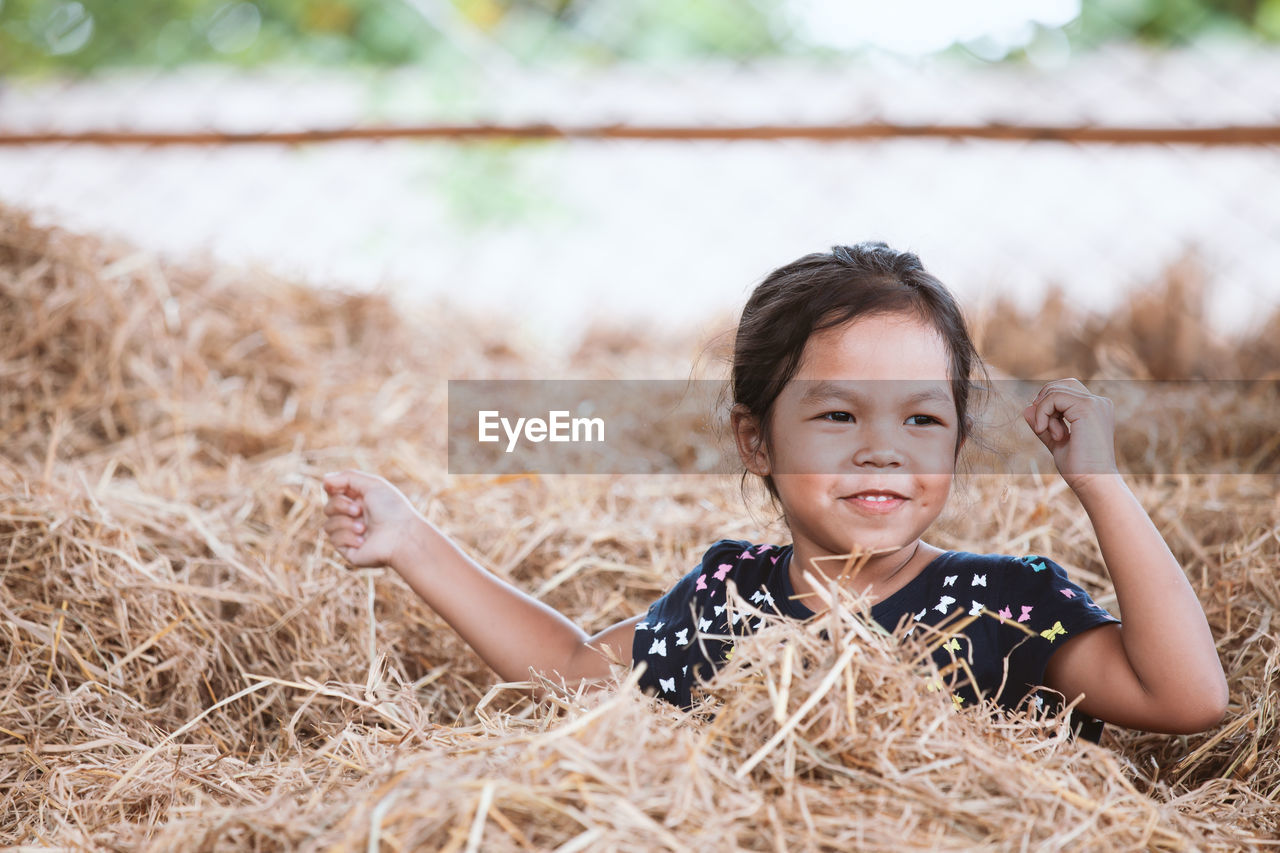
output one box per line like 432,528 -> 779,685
1,204 -> 1277,850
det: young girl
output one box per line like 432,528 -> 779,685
322,242 -> 1227,739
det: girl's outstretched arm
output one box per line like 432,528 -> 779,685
1022,380 -> 1228,734
322,470 -> 638,691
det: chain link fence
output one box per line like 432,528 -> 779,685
2,1 -> 1279,349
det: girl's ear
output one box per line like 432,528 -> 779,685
730,404 -> 771,476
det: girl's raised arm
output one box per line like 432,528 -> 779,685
322,470 -> 637,691
1022,380 -> 1228,734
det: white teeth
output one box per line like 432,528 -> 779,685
857,494 -> 895,502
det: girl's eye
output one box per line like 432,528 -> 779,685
821,411 -> 853,423
907,415 -> 940,426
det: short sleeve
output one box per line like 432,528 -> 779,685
631,540 -> 746,708
631,539 -> 791,709
996,554 -> 1121,726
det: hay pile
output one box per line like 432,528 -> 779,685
2,203 -> 1278,850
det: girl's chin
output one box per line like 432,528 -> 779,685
849,539 -> 911,558
822,533 -> 913,559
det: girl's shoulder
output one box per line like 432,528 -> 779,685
638,539 -> 791,634
658,539 -> 787,597
919,550 -> 1088,596
940,549 -> 1072,576
941,550 -> 1117,618
910,549 -> 1057,585
693,538 -> 790,591
699,538 -> 787,566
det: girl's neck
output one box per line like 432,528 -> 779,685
788,538 -> 944,614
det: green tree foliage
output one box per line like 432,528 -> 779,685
0,0 -> 442,74
0,0 -> 1275,77
1075,0 -> 1272,45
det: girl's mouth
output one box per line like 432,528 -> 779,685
841,491 -> 907,514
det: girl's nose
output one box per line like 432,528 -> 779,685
852,427 -> 905,468
853,446 -> 904,467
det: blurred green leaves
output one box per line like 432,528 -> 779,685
434,143 -> 569,228
0,0 -> 442,73
0,0 -> 1276,77
1075,0 -> 1263,46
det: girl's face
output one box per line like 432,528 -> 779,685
749,311 -> 960,566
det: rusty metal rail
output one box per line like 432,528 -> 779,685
4,121 -> 1280,147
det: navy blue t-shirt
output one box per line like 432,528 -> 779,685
632,539 -> 1121,740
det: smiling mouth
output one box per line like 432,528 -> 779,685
841,491 -> 908,512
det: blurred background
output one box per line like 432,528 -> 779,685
2,0 -> 1279,353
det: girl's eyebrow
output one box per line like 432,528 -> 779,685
796,380 -> 952,407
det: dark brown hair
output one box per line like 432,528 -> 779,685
731,241 -> 988,505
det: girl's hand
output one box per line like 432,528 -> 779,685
1021,379 -> 1119,492
322,470 -> 424,569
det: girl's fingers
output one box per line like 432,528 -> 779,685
1024,398 -> 1056,436
1038,397 -> 1072,437
321,471 -> 400,565
322,469 -> 383,499
322,472 -> 350,495
324,516 -> 366,538
1031,378 -> 1086,401
323,498 -> 365,523
323,494 -> 363,516
328,529 -> 365,551
1027,386 -> 1089,434
325,507 -> 366,527
325,518 -> 365,546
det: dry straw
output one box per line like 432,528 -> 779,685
1,203 -> 1278,850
